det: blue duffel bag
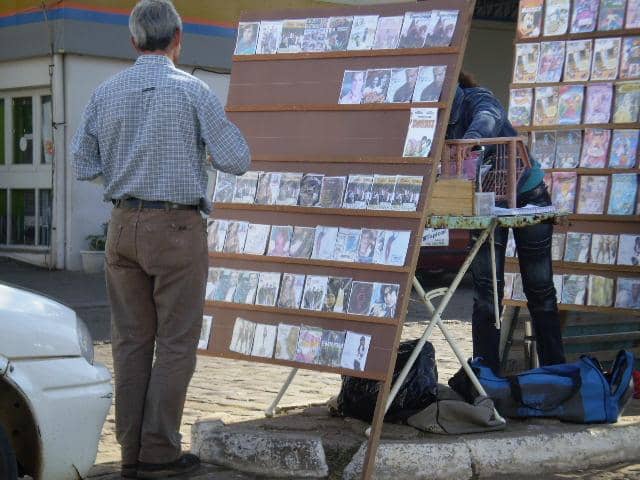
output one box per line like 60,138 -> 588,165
470,350 -> 635,423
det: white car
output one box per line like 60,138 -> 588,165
0,283 -> 112,480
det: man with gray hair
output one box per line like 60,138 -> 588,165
71,1 -> 250,477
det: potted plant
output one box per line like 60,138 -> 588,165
80,222 -> 108,273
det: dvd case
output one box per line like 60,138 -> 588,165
256,21 -> 283,54
620,36 -> 640,79
576,175 -> 608,213
347,15 -> 378,50
591,37 -> 621,80
301,275 -> 329,311
233,171 -> 259,204
289,226 -> 316,259
403,108 -> 437,157
276,172 -> 303,206
508,88 -> 533,127
534,87 -> 559,126
373,16 -> 403,49
532,131 -> 557,169
324,277 -> 353,313
235,22 -> 260,55
398,11 -> 431,48
555,130 -> 583,168
319,176 -> 347,208
223,221 -> 249,254
368,283 -> 399,318
537,41 -> 565,83
294,325 -> 323,364
518,0 -> 544,37
544,0 -> 571,36
564,39 -> 593,81
229,317 -> 256,355
274,324 -> 301,361
326,16 -> 353,51
251,323 -> 278,358
362,68 -> 392,104
347,281 -> 375,315
267,225 -> 293,257
580,128 -> 611,167
243,223 -> 271,255
608,174 -> 638,214
302,17 -> 329,53
561,274 -> 588,305
558,85 -> 584,125
609,129 -> 639,168
412,66 -> 447,103
255,172 -> 281,205
298,173 -> 324,207
343,175 -> 374,209
391,176 -> 423,211
597,0 -> 626,30
551,172 -> 578,212
278,19 -> 306,53
570,0 -> 599,32
277,273 -> 305,309
340,331 -> 371,371
584,83 -> 613,124
233,271 -> 259,304
552,232 -> 566,260
615,277 -> 640,309
587,275 -> 614,306
255,272 -> 282,307
626,0 -> 640,27
513,43 -> 540,83
333,228 -> 361,262
424,10 -> 459,47
590,233 -> 618,263
213,171 -> 236,203
386,68 -> 419,103
564,232 -> 592,262
311,226 -> 340,260
207,219 -> 228,252
317,330 -> 347,367
613,82 -> 640,123
339,70 -> 366,105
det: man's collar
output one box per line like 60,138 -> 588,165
135,54 -> 174,67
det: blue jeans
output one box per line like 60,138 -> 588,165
471,182 -> 566,372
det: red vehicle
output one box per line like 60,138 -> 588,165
416,228 -> 472,274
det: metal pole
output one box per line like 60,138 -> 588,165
265,368 -> 298,417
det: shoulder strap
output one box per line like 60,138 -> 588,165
507,369 -> 582,412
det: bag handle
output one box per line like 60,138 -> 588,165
608,350 -> 635,401
507,370 -> 582,412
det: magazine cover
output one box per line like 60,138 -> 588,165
234,22 -> 260,55
537,41 -> 566,83
294,325 -> 323,364
392,176 -> 423,211
561,274 -> 588,305
255,172 -> 281,205
256,20 -> 282,55
551,232 -> 566,260
551,172 -> 578,212
317,330 -> 347,367
338,70 -> 366,104
398,11 -> 431,48
564,231 -> 592,262
544,0 -> 571,36
301,275 -> 329,311
274,324 -> 301,361
533,87 -> 559,126
608,173 -> 638,214
403,108 -> 437,157
289,226 -> 316,258
267,225 -> 293,257
504,273 -> 516,299
613,81 -> 640,123
587,275 -> 614,306
340,331 -> 372,371
508,88 -> 533,127
532,131 -> 557,169
576,175 -> 608,213
424,10 -> 459,47
506,229 -> 517,257
207,219 -> 228,252
222,221 -> 249,254
324,277 -> 353,312
558,85 -> 584,125
617,234 -> 640,265
590,233 -> 618,263
302,17 -> 329,53
233,271 -> 259,304
579,128 -> 611,167
591,37 -> 621,80
243,223 -> 271,255
555,130 -> 582,168
368,283 -> 399,318
213,269 -> 239,302
233,171 -> 259,204
513,43 -> 540,83
298,173 -> 324,207
325,16 -> 353,51
311,226 -> 340,260
251,323 -> 278,358
333,228 -> 361,262
512,274 -> 526,301
597,0 -> 626,30
373,16 -> 403,49
584,83 -> 613,124
278,19 -> 306,53
362,69 -> 392,103
620,37 -> 640,79
277,273 -> 305,309
609,129 -> 639,167
343,174 -> 373,208
412,66 -> 447,102
255,272 -> 282,307
517,0 -> 544,37
553,274 -> 564,301
198,315 -> 213,350
615,277 -> 640,309
213,171 -> 236,203
368,175 -> 397,210
564,39 -> 593,81
276,172 -> 303,205
229,317 -> 256,355
347,281 -> 375,315
374,230 -> 411,266
319,176 -> 347,208
346,15 -> 378,50
570,0 -> 600,32
357,229 -> 384,263
386,68 -> 418,103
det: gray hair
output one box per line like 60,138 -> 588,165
129,0 -> 182,51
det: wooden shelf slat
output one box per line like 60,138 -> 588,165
504,299 -> 640,315
232,46 -> 460,62
506,257 -> 640,274
515,28 -> 640,43
543,168 -> 640,174
567,214 -> 640,222
511,79 -> 640,89
517,123 -> 640,132
226,102 -> 447,112
250,155 -> 435,165
563,331 -> 640,344
213,202 -> 424,219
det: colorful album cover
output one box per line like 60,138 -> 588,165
276,172 -> 303,205
233,171 -> 259,204
558,85 -> 584,125
298,173 -> 324,207
591,37 -> 621,80
597,0 -> 626,30
243,223 -> 271,255
615,277 -> 640,309
544,0 -> 571,36
340,331 -> 372,371
234,22 -> 260,55
504,273 -> 516,299
302,17 -> 329,53
251,323 -> 278,358
551,232 -> 566,260
580,128 -> 611,167
609,129 -> 639,167
551,172 -> 578,212
532,131 -> 557,169
613,81 -> 640,123
570,0 -> 600,32
343,174 -> 374,208
576,175 -> 609,213
347,281 -> 375,315
362,68 -> 392,103
537,41 -> 565,83
533,87 -> 559,126
323,277 -> 353,312
256,20 -> 283,54
584,83 -> 613,124
294,325 -> 323,364
357,228 -> 384,263
368,175 -> 397,210
626,0 -> 640,27
564,232 -> 592,262
255,172 -> 281,205
229,317 -> 256,355
386,68 -> 418,103
608,173 -> 638,214
373,16 -> 403,49
398,11 -> 431,48
517,0 -> 544,37
374,230 -> 411,266
555,130 -> 583,168
213,171 -> 236,203
222,221 -> 249,254
513,43 -> 540,83
213,269 -> 239,302
267,225 -> 293,257
317,330 -> 347,367
347,15 -> 379,50
319,176 -> 347,208
424,10 -> 459,47
554,274 -> 564,301
326,16 -> 353,51
403,108 -> 437,157
561,274 -> 588,305
512,274 -> 526,301
278,19 -> 306,53
311,225 -> 339,260
289,226 -> 316,259
207,219 -> 228,252
274,324 -> 301,361
255,272 -> 282,307
412,66 -> 447,102
506,229 -> 517,257
620,37 -> 640,79
277,273 -> 305,309
587,275 -> 615,306
301,275 -> 329,311
590,233 -> 618,263
564,39 -> 594,81
333,228 -> 361,262
338,70 -> 366,104
368,283 -> 399,318
508,88 -> 533,126
233,271 -> 260,304
392,176 -> 423,211
198,315 -> 213,350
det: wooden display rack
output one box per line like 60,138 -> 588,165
199,1 -> 476,477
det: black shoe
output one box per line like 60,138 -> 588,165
137,454 -> 200,479
121,463 -> 138,478
448,366 -> 479,403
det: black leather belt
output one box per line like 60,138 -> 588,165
112,198 -> 198,210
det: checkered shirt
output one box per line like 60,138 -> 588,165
71,55 -> 250,212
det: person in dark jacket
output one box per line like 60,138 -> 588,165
447,72 -> 565,373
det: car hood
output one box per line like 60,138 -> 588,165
0,283 -> 81,359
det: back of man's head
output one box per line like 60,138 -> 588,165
129,0 -> 182,52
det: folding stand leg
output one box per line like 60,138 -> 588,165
265,368 -> 298,417
489,226 -> 501,329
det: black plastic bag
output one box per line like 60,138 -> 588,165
335,339 -> 438,422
